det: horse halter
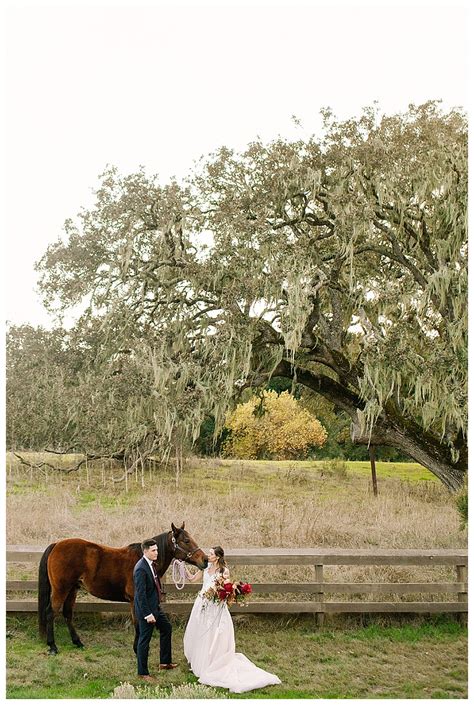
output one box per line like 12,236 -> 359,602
171,533 -> 202,561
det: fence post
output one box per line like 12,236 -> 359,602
456,564 -> 467,626
314,564 -> 325,626
369,445 -> 378,497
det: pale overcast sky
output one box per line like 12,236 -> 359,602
4,0 -> 469,328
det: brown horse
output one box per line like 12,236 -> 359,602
38,522 -> 207,655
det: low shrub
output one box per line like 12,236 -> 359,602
327,458 -> 349,480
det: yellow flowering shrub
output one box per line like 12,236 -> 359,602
223,390 -> 327,459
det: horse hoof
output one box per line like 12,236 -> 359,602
74,641 -> 85,649
48,648 -> 58,656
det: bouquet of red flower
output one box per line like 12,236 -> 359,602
202,575 -> 252,607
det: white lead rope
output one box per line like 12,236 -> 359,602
172,558 -> 187,590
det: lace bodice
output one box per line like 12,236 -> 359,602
200,566 -> 228,594
201,566 -> 220,591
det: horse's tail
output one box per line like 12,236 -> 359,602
38,543 -> 56,639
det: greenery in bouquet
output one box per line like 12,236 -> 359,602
202,575 -> 252,607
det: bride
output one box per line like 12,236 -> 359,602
183,546 -> 281,694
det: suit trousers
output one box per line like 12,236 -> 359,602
136,608 -> 172,675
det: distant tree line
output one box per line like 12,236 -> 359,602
6,326 -> 409,464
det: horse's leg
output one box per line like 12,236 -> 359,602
129,603 -> 139,654
123,582 -> 138,654
47,587 -> 70,655
45,599 -> 58,655
63,588 -> 84,648
133,620 -> 139,654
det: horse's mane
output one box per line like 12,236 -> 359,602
154,531 -> 171,564
127,531 -> 170,560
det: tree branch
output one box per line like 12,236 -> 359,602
13,450 -> 126,474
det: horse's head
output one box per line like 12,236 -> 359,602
170,522 -> 208,569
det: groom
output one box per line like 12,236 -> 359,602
133,538 -> 177,681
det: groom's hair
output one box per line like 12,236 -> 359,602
141,539 -> 157,551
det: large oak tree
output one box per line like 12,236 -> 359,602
37,102 -> 467,489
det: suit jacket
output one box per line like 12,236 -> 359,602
133,557 -> 160,620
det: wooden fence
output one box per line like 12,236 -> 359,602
6,546 -> 468,622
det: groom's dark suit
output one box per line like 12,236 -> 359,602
133,556 -> 172,675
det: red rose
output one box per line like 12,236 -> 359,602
224,582 -> 234,593
218,589 -> 227,600
241,583 -> 252,594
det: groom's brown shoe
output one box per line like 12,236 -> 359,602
138,675 -> 157,683
159,663 -> 177,670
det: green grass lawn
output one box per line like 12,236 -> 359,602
174,458 -> 439,502
209,457 -> 435,475
6,615 -> 467,699
339,460 -> 436,482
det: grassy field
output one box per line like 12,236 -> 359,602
6,614 -> 468,699
5,453 -> 468,698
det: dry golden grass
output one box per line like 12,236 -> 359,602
6,452 -> 465,598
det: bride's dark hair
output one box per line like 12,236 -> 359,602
212,546 -> 227,574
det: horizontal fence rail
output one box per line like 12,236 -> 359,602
6,546 -> 468,619
6,546 -> 469,565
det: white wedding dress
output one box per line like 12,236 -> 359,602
183,566 -> 281,693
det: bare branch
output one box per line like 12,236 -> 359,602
13,450 -> 126,474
